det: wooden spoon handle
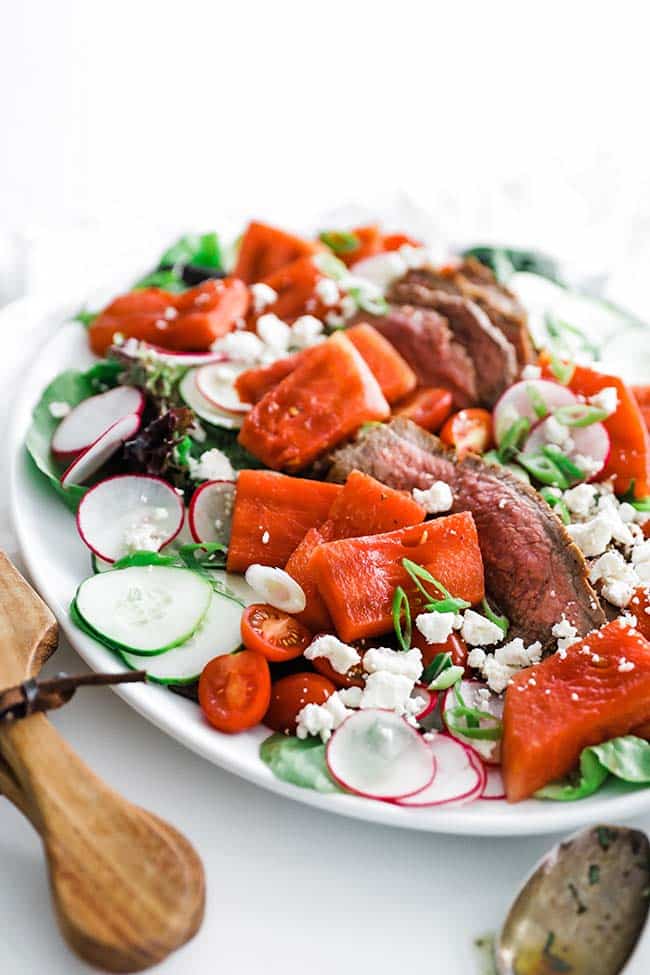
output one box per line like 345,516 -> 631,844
0,714 -> 205,973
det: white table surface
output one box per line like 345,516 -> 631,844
2,298 -> 650,975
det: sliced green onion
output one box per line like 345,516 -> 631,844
481,597 -> 509,636
424,596 -> 470,614
540,486 -> 571,524
498,416 -> 531,461
483,449 -> 501,465
428,665 -> 464,691
313,252 -> 349,281
526,384 -> 549,419
632,497 -> 650,512
553,404 -> 609,428
74,308 -> 98,328
542,444 -> 585,483
421,651 -> 452,686
392,585 -> 412,652
445,685 -> 503,741
517,452 -> 569,489
547,353 -> 575,386
348,286 -> 388,316
402,559 -> 451,601
174,435 -> 193,468
318,230 -> 360,255
178,542 -> 228,573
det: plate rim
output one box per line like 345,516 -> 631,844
8,296 -> 650,837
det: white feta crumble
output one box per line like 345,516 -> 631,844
467,647 -> 487,670
290,315 -> 324,348
189,448 -> 235,482
544,415 -> 574,449
363,646 -> 423,681
469,638 -> 542,693
618,658 -> 636,673
415,610 -> 458,646
48,400 -> 71,419
349,251 -> 408,290
244,565 -> 306,614
412,480 -> 453,514
325,311 -> 345,328
123,519 -> 168,554
589,386 -> 618,416
573,454 -> 605,480
360,671 -> 415,714
256,313 -> 291,352
551,615 -> 580,652
210,329 -> 265,363
461,610 -> 503,647
250,282 -> 278,314
566,513 -> 613,558
337,686 -> 363,708
303,634 -> 361,675
589,550 -> 639,608
315,277 -> 341,307
563,483 -> 597,517
521,364 -> 542,380
296,703 -> 334,741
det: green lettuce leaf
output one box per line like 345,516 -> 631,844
25,361 -> 122,512
461,245 -> 564,285
536,736 -> 650,801
260,733 -> 342,794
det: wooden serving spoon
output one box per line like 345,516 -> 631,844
0,552 -> 205,972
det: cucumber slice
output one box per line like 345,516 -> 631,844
75,565 -> 212,655
120,590 -> 244,684
209,569 -> 257,606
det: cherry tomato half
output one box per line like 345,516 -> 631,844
311,650 -> 366,689
264,673 -> 336,735
241,604 -> 313,662
199,650 -> 271,733
393,387 -> 453,433
440,408 -> 493,457
411,627 -> 469,675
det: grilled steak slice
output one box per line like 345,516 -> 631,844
388,284 -> 517,406
328,419 -> 605,648
402,257 -> 535,365
350,305 -> 477,408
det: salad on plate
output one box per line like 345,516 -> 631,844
24,220 -> 650,809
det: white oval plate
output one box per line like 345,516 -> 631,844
9,306 -> 650,836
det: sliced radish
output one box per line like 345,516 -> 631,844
326,709 -> 435,801
51,386 -> 144,460
443,679 -> 504,765
396,734 -> 485,807
493,379 -> 577,444
76,474 -> 184,563
188,479 -> 236,546
60,413 -> 141,488
138,343 -> 228,366
195,362 -> 251,415
481,767 -> 506,800
522,416 -> 610,481
412,686 -> 438,721
179,369 -> 243,429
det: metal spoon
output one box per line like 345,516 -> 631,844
495,824 -> 650,975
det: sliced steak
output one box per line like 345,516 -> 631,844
388,283 -> 517,406
402,257 -> 535,365
351,305 -> 478,408
328,418 -> 605,648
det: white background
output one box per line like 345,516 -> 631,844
2,2 -> 650,973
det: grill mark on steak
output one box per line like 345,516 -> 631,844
402,257 -> 535,365
328,419 -> 605,648
387,284 -> 517,406
350,305 -> 478,408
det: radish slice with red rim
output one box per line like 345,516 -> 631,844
412,686 -> 438,721
188,479 -> 236,546
60,413 -> 141,488
76,474 -> 185,562
51,386 -> 144,460
521,416 -> 610,481
326,709 -> 435,801
396,734 -> 485,807
493,380 -> 576,445
481,767 -> 505,800
443,679 -> 504,765
179,370 -> 243,430
195,362 -> 251,415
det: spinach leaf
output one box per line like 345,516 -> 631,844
159,233 -> 223,271
134,268 -> 187,292
260,733 -> 342,794
536,736 -> 650,801
25,362 -> 120,512
462,245 -> 564,286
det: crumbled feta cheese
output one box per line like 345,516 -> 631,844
315,277 -> 340,307
415,611 -> 458,646
48,400 -> 71,419
189,448 -> 235,482
360,671 -> 415,713
337,686 -> 363,708
467,647 -> 487,670
250,282 -> 278,314
363,646 -> 423,681
618,658 -> 635,673
349,251 -> 407,290
573,453 -> 604,480
596,494 -> 634,546
290,315 -> 324,348
304,634 -> 361,674
563,483 -> 597,517
244,565 -> 306,613
123,519 -> 167,553
552,615 -> 580,652
544,415 -> 573,449
469,638 -> 542,693
399,245 -> 429,270
619,502 -> 639,524
521,365 -> 542,380
189,419 -> 207,443
256,313 -> 291,352
325,311 -> 345,328
412,480 -> 453,514
589,550 -> 639,608
589,386 -> 618,416
461,610 -> 503,647
210,330 -> 265,363
566,513 -> 613,558
602,580 -> 636,608
495,638 -> 543,669
296,702 -> 335,741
